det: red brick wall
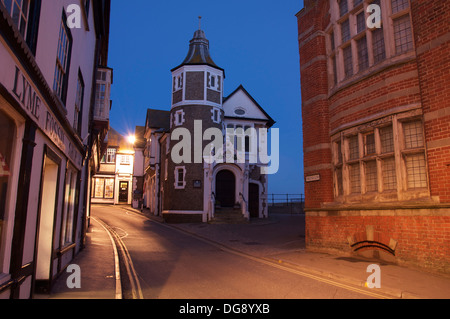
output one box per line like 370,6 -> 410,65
306,214 -> 450,273
298,1 -> 334,208
329,61 -> 422,130
412,0 -> 450,203
297,0 -> 450,273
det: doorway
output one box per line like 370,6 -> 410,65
215,170 -> 235,207
119,181 -> 129,203
249,183 -> 259,218
35,150 -> 60,293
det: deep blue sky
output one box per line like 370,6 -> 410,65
108,0 -> 305,195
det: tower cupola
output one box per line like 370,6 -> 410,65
171,20 -> 225,109
172,18 -> 224,73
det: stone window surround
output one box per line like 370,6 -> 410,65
211,106 -> 221,124
171,65 -> 224,109
174,109 -> 185,126
207,71 -> 222,92
327,0 -> 414,89
173,73 -> 184,92
331,111 -> 430,202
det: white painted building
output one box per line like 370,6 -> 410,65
0,0 -> 111,298
91,128 -> 135,206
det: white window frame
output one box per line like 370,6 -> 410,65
174,166 -> 186,189
106,148 -> 116,164
93,177 -> 114,199
173,73 -> 184,92
207,72 -> 222,92
174,109 -> 185,126
120,155 -> 130,165
211,107 -> 221,124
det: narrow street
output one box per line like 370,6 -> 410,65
92,205 -> 381,299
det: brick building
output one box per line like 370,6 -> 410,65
296,0 -> 449,273
142,26 -> 275,223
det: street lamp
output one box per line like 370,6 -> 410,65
128,135 -> 136,145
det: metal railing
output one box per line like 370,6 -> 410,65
268,194 -> 304,206
268,194 -> 305,214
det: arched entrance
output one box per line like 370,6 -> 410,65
215,170 -> 235,207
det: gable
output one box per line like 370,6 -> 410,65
223,86 -> 275,126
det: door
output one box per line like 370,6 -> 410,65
215,170 -> 235,207
249,183 -> 259,218
119,181 -> 128,203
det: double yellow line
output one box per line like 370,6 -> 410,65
133,212 -> 394,300
93,216 -> 144,299
119,208 -> 394,300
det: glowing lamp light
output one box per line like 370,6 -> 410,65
128,135 -> 136,144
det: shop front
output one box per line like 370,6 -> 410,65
0,43 -> 85,298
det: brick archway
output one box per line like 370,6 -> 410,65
347,226 -> 398,256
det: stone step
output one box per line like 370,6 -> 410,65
210,209 -> 249,224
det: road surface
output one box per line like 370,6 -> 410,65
92,205 -> 381,299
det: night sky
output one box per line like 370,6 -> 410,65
108,0 -> 305,195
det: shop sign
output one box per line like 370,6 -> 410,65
8,65 -> 82,169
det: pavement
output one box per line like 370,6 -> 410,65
40,206 -> 450,300
35,216 -> 118,299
